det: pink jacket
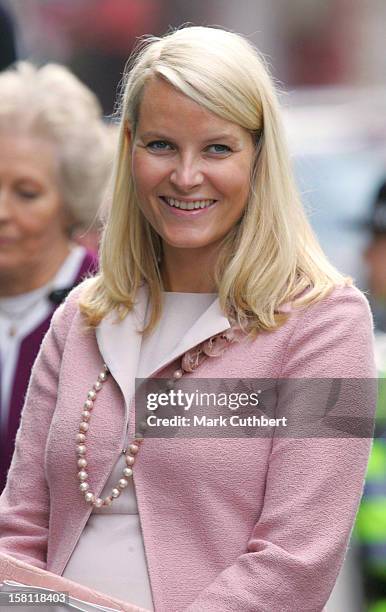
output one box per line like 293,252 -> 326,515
0,284 -> 377,612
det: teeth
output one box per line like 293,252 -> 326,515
163,197 -> 215,210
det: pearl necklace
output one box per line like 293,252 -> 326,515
76,325 -> 238,508
76,363 -> 185,508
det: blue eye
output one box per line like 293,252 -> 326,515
18,190 -> 40,200
207,144 -> 232,154
146,140 -> 173,151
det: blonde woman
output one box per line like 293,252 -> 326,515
0,27 -> 377,612
0,63 -> 114,492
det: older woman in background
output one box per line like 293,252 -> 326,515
0,62 -> 114,491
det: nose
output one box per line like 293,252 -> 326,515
169,154 -> 204,191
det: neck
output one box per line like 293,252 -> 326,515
161,244 -> 219,293
0,243 -> 71,297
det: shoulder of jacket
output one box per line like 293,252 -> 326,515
285,285 -> 374,353
312,284 -> 370,316
288,284 -> 371,320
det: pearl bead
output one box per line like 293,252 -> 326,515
173,369 -> 183,379
77,362 -> 168,509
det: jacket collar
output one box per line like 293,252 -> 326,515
96,285 -> 230,406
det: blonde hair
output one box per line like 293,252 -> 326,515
0,62 -> 116,232
80,25 -> 349,334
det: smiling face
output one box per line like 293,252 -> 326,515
0,132 -> 71,294
130,78 -> 256,267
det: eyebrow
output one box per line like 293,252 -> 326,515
138,131 -> 171,142
202,133 -> 241,145
138,131 -> 242,146
14,177 -> 43,187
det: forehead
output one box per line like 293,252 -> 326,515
136,77 -> 246,140
0,131 -> 58,178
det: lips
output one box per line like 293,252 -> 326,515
159,196 -> 217,213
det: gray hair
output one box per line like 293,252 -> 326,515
0,61 -> 116,231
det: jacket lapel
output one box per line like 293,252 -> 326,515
95,285 -> 147,406
96,287 -> 231,406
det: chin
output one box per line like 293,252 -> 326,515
162,236 -> 209,250
161,228 -> 213,249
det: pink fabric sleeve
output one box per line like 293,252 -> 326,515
0,300 -> 73,569
185,286 -> 377,612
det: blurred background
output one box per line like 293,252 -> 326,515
1,1 -> 386,610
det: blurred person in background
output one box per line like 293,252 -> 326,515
0,2 -> 17,71
364,181 -> 386,337
355,179 -> 386,612
0,62 -> 114,492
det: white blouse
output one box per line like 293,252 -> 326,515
62,292 -> 217,610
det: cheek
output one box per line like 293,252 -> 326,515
212,165 -> 251,207
16,198 -> 65,238
132,153 -> 167,196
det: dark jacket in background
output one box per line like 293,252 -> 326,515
0,4 -> 17,71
